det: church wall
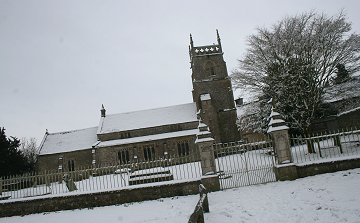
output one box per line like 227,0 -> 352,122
309,109 -> 360,133
337,109 -> 360,128
218,109 -> 241,142
95,135 -> 199,166
37,149 -> 93,172
192,78 -> 235,111
191,74 -> 240,143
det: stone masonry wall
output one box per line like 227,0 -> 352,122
0,175 -> 220,218
96,135 -> 198,165
37,149 -> 93,172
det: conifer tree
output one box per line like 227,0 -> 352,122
0,127 -> 28,176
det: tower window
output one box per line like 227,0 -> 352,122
204,61 -> 216,76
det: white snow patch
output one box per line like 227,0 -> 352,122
268,118 -> 285,125
39,127 -> 98,155
337,106 -> 360,116
267,125 -> 289,133
99,103 -> 198,134
3,169 -> 360,223
200,94 -> 211,101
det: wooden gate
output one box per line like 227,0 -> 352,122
214,140 -> 276,190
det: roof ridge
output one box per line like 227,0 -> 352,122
48,126 -> 98,135
106,102 -> 195,117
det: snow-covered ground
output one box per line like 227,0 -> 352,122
2,168 -> 360,223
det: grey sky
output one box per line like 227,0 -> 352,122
1,0 -> 360,143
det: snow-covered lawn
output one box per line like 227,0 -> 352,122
2,168 -> 360,223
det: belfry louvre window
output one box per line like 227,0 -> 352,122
177,142 -> 190,156
205,61 -> 216,76
118,150 -> 130,164
143,145 -> 155,161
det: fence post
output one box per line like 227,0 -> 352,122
334,134 -> 343,153
195,121 -> 216,176
268,108 -> 298,181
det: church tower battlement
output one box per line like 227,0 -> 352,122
190,30 -> 240,143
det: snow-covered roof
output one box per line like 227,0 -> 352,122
96,129 -> 198,148
39,127 -> 98,155
323,76 -> 360,103
98,103 -> 198,134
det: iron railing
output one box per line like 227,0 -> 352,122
0,153 -> 202,201
213,139 -> 276,189
290,128 -> 360,164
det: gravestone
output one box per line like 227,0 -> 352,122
63,174 -> 77,192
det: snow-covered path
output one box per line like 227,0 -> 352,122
2,168 -> 360,223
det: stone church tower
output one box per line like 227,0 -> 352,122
190,30 -> 240,143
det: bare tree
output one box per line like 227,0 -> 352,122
20,137 -> 39,171
232,11 -> 360,133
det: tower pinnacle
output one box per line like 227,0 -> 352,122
190,33 -> 194,48
216,29 -> 222,47
101,104 -> 106,117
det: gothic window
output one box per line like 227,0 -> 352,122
177,141 -> 190,156
204,61 -> 216,76
118,150 -> 130,164
67,159 -> 75,171
143,145 -> 155,161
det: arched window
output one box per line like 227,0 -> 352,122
143,145 -> 155,161
177,141 -> 190,156
118,150 -> 130,164
68,160 -> 75,171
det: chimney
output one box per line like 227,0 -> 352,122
101,104 -> 106,117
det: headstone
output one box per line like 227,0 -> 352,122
63,174 -> 77,192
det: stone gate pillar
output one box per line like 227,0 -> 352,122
195,120 -> 220,191
268,108 -> 298,180
195,121 -> 216,175
267,109 -> 292,164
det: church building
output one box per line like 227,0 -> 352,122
37,31 -> 240,172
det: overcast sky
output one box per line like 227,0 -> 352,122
1,0 -> 360,143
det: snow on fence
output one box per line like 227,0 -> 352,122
188,184 -> 209,223
290,128 -> 360,164
0,154 -> 202,201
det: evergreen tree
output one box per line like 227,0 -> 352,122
263,58 -> 321,134
0,127 -> 29,176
